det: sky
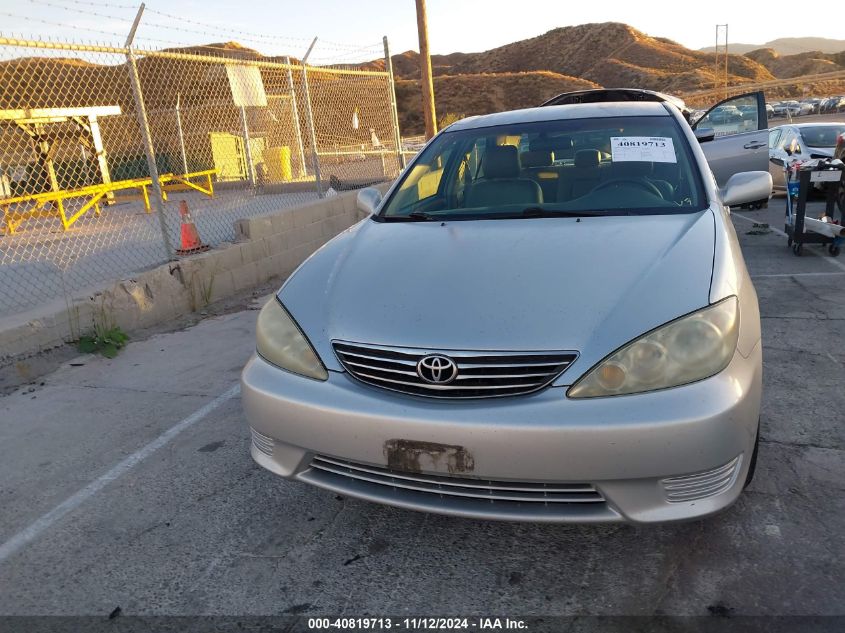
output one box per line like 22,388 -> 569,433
2,0 -> 841,62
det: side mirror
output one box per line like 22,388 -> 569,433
720,171 -> 773,207
695,127 -> 716,143
356,187 -> 383,215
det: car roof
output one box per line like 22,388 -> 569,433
779,122 -> 845,129
447,102 -> 671,132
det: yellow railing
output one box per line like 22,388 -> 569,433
1,169 -> 217,235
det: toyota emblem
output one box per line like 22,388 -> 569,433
416,354 -> 458,384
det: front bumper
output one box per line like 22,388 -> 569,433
241,343 -> 762,523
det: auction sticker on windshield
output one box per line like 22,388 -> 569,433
611,137 -> 676,163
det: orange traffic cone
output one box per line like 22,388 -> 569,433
175,200 -> 209,256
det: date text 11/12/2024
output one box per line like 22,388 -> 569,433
307,617 -> 528,630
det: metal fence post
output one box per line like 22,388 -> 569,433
285,56 -> 308,179
300,64 -> 323,198
125,47 -> 174,257
175,93 -> 189,175
383,36 -> 405,172
239,105 -> 256,186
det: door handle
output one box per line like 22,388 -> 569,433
743,142 -> 767,149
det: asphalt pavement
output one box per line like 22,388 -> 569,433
0,201 -> 843,626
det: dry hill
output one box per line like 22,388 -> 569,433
395,71 -> 600,132
441,23 -> 773,91
744,48 -> 845,78
702,37 -> 845,56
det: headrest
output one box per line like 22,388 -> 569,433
485,145 -> 521,179
574,149 -> 601,169
531,136 -> 572,156
521,150 -> 554,168
613,161 -> 653,177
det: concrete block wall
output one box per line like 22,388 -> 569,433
0,184 -> 389,364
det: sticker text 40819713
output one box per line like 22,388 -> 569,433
610,136 -> 677,163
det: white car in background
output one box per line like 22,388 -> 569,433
769,122 -> 845,189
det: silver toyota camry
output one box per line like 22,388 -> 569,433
242,99 -> 772,523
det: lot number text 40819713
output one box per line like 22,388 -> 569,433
307,617 -> 529,630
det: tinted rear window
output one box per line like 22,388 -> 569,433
800,126 -> 845,148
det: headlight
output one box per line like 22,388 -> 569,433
567,296 -> 739,398
256,298 -> 328,381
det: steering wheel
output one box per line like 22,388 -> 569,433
591,178 -> 664,199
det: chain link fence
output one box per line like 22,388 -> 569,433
0,35 -> 404,318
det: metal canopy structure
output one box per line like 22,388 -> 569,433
0,105 -> 121,198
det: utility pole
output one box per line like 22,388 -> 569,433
715,24 -> 729,98
415,0 -> 437,139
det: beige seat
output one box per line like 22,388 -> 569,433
520,150 -> 558,202
557,149 -> 603,201
465,146 -> 543,208
531,136 -> 573,159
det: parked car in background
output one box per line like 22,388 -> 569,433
768,122 -> 845,189
766,103 -> 774,118
690,109 -> 707,125
798,102 -> 814,116
708,104 -> 744,123
822,96 -> 845,113
242,92 -> 771,524
738,104 -> 758,119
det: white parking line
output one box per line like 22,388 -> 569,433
0,383 -> 241,564
732,212 -> 845,273
753,272 -> 845,278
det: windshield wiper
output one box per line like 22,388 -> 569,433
407,211 -> 437,221
378,211 -> 439,222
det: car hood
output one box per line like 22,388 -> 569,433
280,210 -> 716,383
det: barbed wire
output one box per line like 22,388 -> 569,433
1,10 -> 131,41
144,7 -> 316,45
8,0 -> 386,66
28,0 -> 135,23
28,0 -> 138,9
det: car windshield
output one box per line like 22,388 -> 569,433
378,115 -> 706,221
800,125 -> 845,148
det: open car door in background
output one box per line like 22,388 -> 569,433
692,92 -> 769,187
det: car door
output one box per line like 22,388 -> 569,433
692,92 -> 769,186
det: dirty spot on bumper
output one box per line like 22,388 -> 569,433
383,439 -> 475,474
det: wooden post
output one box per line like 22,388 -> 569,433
415,0 -> 437,140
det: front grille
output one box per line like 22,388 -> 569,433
661,456 -> 741,502
300,455 -> 614,521
333,341 -> 577,399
